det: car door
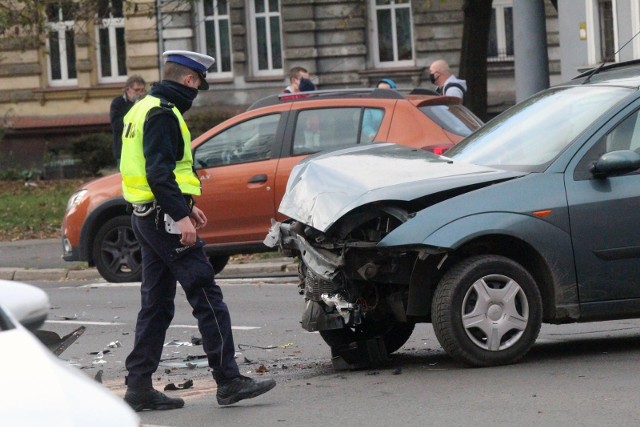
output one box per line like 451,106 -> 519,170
565,106 -> 640,303
192,112 -> 285,245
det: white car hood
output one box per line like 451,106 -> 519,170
278,143 -> 521,232
0,306 -> 140,427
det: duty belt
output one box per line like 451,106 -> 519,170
132,201 -> 157,217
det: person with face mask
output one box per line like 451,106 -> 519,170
119,50 -> 276,412
110,75 -> 146,166
281,69 -> 317,100
283,66 -> 309,94
428,59 -> 466,100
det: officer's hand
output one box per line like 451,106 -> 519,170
189,206 -> 207,229
177,216 -> 197,246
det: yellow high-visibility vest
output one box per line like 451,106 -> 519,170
120,96 -> 201,203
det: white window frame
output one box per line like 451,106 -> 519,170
197,0 -> 233,78
633,0 -> 640,59
96,13 -> 126,83
46,7 -> 77,87
368,0 -> 415,68
248,0 -> 283,77
488,0 -> 514,62
586,0 -> 619,65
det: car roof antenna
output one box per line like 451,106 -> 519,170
583,28 -> 640,84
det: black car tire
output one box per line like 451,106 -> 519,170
92,215 -> 142,283
432,255 -> 542,367
319,321 -> 415,355
209,255 -> 230,275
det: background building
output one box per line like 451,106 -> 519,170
558,0 -> 640,81
0,0 -> 560,173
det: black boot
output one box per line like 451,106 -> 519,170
216,375 -> 276,406
124,387 -> 185,412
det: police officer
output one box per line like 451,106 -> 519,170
120,50 -> 276,411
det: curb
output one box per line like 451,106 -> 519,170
0,259 -> 299,282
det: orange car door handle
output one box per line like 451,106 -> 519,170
248,174 -> 268,184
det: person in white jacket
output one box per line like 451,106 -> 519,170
429,59 -> 467,100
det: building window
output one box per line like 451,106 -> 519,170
369,0 -> 414,68
488,0 -> 514,62
96,0 -> 126,83
598,0 -> 615,60
586,0 -> 619,64
197,0 -> 233,77
46,2 -> 77,86
249,0 -> 283,76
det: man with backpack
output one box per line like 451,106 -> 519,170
429,59 -> 467,100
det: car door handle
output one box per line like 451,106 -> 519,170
248,174 -> 268,184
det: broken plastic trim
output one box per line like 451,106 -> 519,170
33,326 -> 86,356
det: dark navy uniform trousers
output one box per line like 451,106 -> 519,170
125,212 -> 240,388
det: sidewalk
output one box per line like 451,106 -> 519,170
0,239 -> 298,282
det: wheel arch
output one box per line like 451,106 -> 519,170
452,235 -> 556,322
408,232 -> 574,323
79,198 -> 129,265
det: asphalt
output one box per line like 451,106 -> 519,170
0,239 -> 299,282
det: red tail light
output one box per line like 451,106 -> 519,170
426,145 -> 452,155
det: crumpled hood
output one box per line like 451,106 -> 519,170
278,143 -> 524,232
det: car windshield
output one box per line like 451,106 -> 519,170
446,85 -> 634,172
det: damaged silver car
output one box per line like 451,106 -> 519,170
266,60 -> 640,367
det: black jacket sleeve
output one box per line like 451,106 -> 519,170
110,97 -> 127,160
142,109 -> 192,221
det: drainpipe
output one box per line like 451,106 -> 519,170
156,0 -> 164,80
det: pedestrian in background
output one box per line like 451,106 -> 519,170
119,50 -> 276,412
281,70 -> 317,100
376,78 -> 397,89
429,59 -> 467,100
283,66 -> 309,94
110,75 -> 146,166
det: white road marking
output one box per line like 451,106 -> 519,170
44,320 -> 259,330
45,320 -> 125,326
74,278 -> 297,288
170,324 -> 260,330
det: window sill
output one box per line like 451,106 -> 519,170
358,66 -> 425,78
245,75 -> 286,83
32,85 -> 123,105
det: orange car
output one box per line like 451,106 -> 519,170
62,88 -> 482,282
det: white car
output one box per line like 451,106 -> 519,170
0,280 -> 140,427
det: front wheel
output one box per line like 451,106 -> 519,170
92,216 -> 142,283
319,321 -> 415,355
432,255 -> 542,367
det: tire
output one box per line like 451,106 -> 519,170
92,216 -> 142,283
432,255 -> 542,367
208,255 -> 230,275
319,321 -> 415,355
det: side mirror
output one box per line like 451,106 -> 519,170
591,150 -> 640,178
0,280 -> 49,331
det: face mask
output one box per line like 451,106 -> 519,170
298,77 -> 316,92
184,85 -> 199,100
429,73 -> 437,84
130,94 -> 143,103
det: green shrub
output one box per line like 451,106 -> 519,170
70,132 -> 114,176
185,107 -> 239,140
0,167 -> 42,181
